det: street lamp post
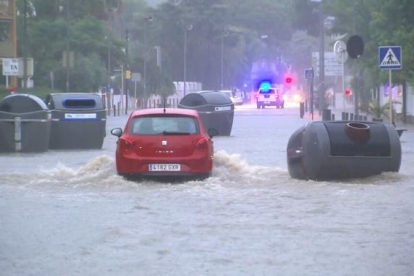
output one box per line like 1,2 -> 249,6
125,28 -> 129,115
143,16 -> 153,108
318,6 -> 325,112
311,0 -> 325,112
220,30 -> 229,89
105,36 -> 111,115
183,24 -> 193,97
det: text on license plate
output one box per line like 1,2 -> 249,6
149,164 -> 181,171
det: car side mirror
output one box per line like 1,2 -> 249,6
111,128 -> 123,137
208,128 -> 219,138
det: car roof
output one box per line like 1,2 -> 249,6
130,108 -> 199,118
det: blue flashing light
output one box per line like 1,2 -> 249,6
259,81 -> 272,92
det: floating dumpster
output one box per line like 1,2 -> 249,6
287,121 -> 401,180
179,91 -> 234,136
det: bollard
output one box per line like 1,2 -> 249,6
117,102 -> 120,116
322,109 -> 331,121
300,102 -> 305,118
350,113 -> 354,120
113,105 -> 116,117
331,114 -> 335,121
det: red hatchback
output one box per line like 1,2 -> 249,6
111,108 -> 218,180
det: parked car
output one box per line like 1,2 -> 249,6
111,108 -> 218,181
220,90 -> 244,106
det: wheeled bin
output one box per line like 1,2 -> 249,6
0,94 -> 51,153
287,121 -> 401,180
179,91 -> 234,136
46,93 -> 106,149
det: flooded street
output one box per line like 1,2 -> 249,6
1,105 -> 414,276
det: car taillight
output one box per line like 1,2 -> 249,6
121,138 -> 135,150
195,138 -> 208,149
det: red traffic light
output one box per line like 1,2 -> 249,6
285,77 -> 293,84
345,89 -> 353,96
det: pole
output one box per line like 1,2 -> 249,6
134,81 -> 137,108
220,34 -> 224,89
23,0 -> 27,89
389,70 -> 393,125
125,28 -> 129,115
319,7 -> 325,113
65,0 -> 70,92
183,28 -> 187,97
310,67 -> 314,121
143,24 -> 147,108
121,65 -> 124,111
342,51 -> 345,112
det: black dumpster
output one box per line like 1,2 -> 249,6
46,93 -> 106,149
0,94 -> 51,153
287,121 -> 401,180
178,91 -> 234,136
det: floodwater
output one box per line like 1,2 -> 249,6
1,105 -> 414,276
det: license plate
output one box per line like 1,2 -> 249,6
264,101 -> 270,104
149,164 -> 181,171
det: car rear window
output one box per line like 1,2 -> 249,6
259,89 -> 276,94
131,116 -> 200,135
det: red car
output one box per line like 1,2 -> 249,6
111,108 -> 218,180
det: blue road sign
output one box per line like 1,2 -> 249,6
305,68 -> 314,80
379,46 -> 402,70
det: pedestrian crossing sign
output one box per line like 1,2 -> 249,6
379,46 -> 402,70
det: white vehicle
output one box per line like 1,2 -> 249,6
255,87 -> 284,109
220,90 -> 243,105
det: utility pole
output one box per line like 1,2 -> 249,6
23,0 -> 28,89
318,7 -> 325,113
183,24 -> 193,97
125,28 -> 129,114
65,0 -> 70,92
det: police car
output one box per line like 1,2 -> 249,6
255,82 -> 284,109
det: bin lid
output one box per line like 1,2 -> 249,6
179,91 -> 232,107
46,93 -> 104,110
0,94 -> 49,113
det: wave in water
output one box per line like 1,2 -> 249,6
0,151 -> 409,188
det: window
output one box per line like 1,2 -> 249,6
131,116 -> 199,135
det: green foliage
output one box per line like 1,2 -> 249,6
325,0 -> 414,88
9,0 -> 413,99
360,100 -> 390,119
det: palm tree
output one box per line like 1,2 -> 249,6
360,100 -> 401,124
360,101 -> 389,122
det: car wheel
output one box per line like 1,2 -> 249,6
257,104 -> 260,109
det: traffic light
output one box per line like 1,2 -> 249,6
285,77 -> 292,84
345,89 -> 353,96
126,70 -> 132,80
